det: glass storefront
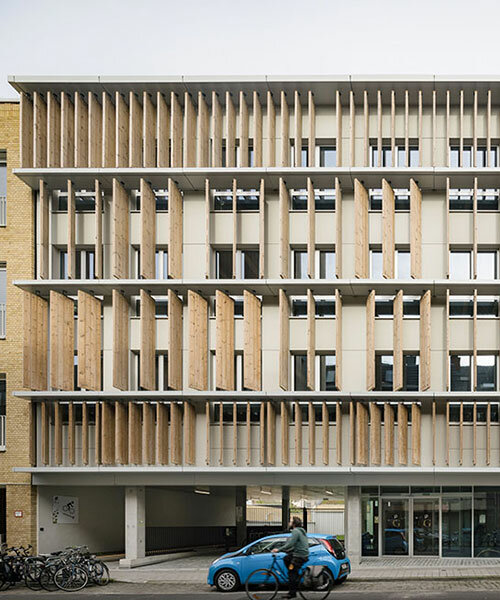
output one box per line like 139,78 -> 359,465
381,499 -> 409,555
413,498 -> 439,556
442,496 -> 472,557
474,488 -> 500,557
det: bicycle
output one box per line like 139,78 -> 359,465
245,553 -> 333,600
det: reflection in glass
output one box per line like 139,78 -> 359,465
371,251 -> 383,279
375,355 -> 393,391
450,354 -> 472,391
293,251 -> 308,279
319,251 -> 336,279
477,355 -> 497,391
449,252 -> 471,279
397,251 -> 411,279
474,489 -> 500,557
442,496 -> 472,557
413,499 -> 439,556
362,497 -> 379,556
320,355 -> 336,391
382,499 -> 409,555
477,252 -> 497,279
293,355 -> 307,391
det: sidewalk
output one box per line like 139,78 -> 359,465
107,554 -> 500,584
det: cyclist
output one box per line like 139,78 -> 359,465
272,516 -> 309,599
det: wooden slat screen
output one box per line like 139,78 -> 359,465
23,292 -> 48,391
188,290 -> 208,390
47,91 -> 61,168
49,291 -> 74,391
20,93 -> 33,168
67,179 -> 75,279
184,402 -> 196,465
143,92 -> 156,168
168,290 -> 183,390
112,290 -> 129,391
170,92 -> 182,167
168,178 -> 183,278
101,92 -> 115,167
183,92 -> 196,167
112,178 -> 130,279
115,402 -> 128,464
101,402 -> 115,465
382,178 -> 395,278
115,92 -> 129,167
95,179 -> 103,279
77,290 -> 102,391
279,289 -> 290,390
279,178 -> 290,278
410,179 -> 422,278
216,290 -> 235,390
420,290 -> 431,390
128,92 -> 142,167
74,92 -> 88,167
39,180 -> 49,279
354,179 -> 369,278
243,290 -> 262,391
366,290 -> 375,391
307,290 -> 315,390
140,290 -> 156,391
393,290 -> 403,391
140,178 -> 156,279
157,92 -> 170,167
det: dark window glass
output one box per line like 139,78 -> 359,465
293,251 -> 307,279
450,355 -> 472,391
56,195 -> 68,211
0,378 -> 5,416
155,298 -> 168,317
395,193 -> 410,211
156,194 -> 168,211
242,251 -> 259,279
237,193 -> 259,211
319,147 -> 337,167
294,355 -> 307,391
478,297 -> 498,317
320,355 -> 336,391
375,355 -> 393,391
234,298 -> 244,317
477,190 -> 498,211
477,355 -> 497,391
59,251 -> 68,279
450,297 -> 474,317
291,298 -> 307,317
375,298 -> 393,318
291,191 -> 307,210
403,298 -> 420,317
315,297 -> 335,317
75,195 -> 95,212
215,250 -> 232,278
449,191 -> 473,211
315,193 -> 335,211
403,354 -> 419,391
213,192 -> 232,211
370,191 -> 382,211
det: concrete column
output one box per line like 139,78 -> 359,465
344,486 -> 361,566
235,486 -> 247,548
120,486 -> 146,568
281,486 -> 290,531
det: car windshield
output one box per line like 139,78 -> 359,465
248,537 -> 287,554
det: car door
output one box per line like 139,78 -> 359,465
239,537 -> 288,584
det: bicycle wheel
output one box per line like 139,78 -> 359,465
298,567 -> 333,600
92,561 -> 110,586
54,565 -> 88,592
39,564 -> 60,592
24,558 -> 45,591
245,568 -> 279,600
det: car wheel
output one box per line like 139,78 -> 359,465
214,568 -> 240,592
335,575 -> 347,585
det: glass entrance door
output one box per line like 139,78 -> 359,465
381,498 -> 409,555
442,496 -> 472,557
412,498 -> 439,556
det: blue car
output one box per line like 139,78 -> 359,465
207,533 -> 351,592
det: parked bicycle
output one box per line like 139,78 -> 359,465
245,554 -> 333,600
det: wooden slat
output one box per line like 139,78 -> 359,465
307,177 -> 315,278
446,91 -> 451,166
366,290 -> 375,391
335,178 -> 343,278
33,91 -> 47,168
233,402 -> 237,465
74,92 -> 88,167
349,402 -> 355,465
279,289 -> 289,390
212,92 -> 223,167
281,401 -> 289,465
391,90 -> 396,166
243,290 -> 262,391
393,289 -> 403,391
77,290 -> 102,391
157,403 -> 169,465
308,91 -> 315,167
259,403 -> 266,466
410,179 -> 422,278
112,290 -> 129,391
49,291 -> 74,391
253,91 -> 263,167
267,402 -> 276,465
183,92 -> 196,167
363,90 -> 369,166
266,91 -> 276,166
420,290 -> 431,391
322,402 -> 329,465
112,178 -> 129,279
432,400 -> 436,466
336,402 -> 342,465
95,402 -> 101,464
168,178 -> 183,279
101,92 -> 115,167
411,403 -> 421,465
188,290 -> 208,390
67,179 -> 76,280
445,177 -> 450,278
370,403 -> 381,466
39,180 -> 49,279
197,92 -> 209,167
232,178 -> 237,278
336,90 -> 342,166
101,402 -> 115,465
398,403 -> 408,465
95,179 -> 103,278
280,91 -> 290,167
473,177 -> 478,279
54,403 -> 62,465
128,91 -> 142,167
404,90 -> 409,167
20,92 -> 33,168
205,178 -> 211,278
294,402 -> 302,465
335,290 -> 342,390
354,179 -> 369,278
216,290 -> 235,390
140,290 -> 156,391
307,289 -> 315,390
377,90 -> 382,167
143,403 -> 155,465
356,403 -> 369,465
47,91 -> 61,167
81,402 -> 89,465
294,91 -> 302,167
142,92 -> 156,168
259,179 -> 265,278
239,91 -> 249,167
157,92 -> 170,167
459,90 -> 464,167
170,92 -> 183,167
349,91 -> 355,166
115,402 -> 128,464
40,402 -> 49,465
128,402 -> 142,464
170,403 -> 182,465
382,178 -> 395,278
115,92 -> 129,167
23,292 -> 48,391
60,91 -> 74,167
246,401 -> 251,465
225,92 -> 236,167
308,402 -> 316,465
140,178 -> 156,279
384,403 -> 394,465
279,178 -> 290,278
168,290 -> 183,390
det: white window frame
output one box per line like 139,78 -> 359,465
290,189 -> 336,212
210,352 -> 244,391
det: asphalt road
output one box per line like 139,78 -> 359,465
4,593 -> 500,599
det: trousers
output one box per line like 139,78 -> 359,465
283,553 -> 307,597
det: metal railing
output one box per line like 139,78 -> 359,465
0,304 -> 5,339
0,415 -> 6,450
0,196 -> 6,226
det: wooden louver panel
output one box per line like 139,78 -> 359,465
216,290 -> 235,391
168,178 -> 183,279
128,91 -> 142,167
183,92 -> 196,167
370,403 -> 382,465
88,92 -> 102,168
412,403 -> 422,465
307,178 -> 315,278
279,178 -> 290,278
171,92 -> 182,167
335,290 -> 342,390
101,402 -> 115,465
77,291 -> 102,391
393,290 -> 403,391
20,93 -> 33,168
23,292 -> 48,391
281,401 -> 289,465
354,179 -> 369,278
253,91 -> 263,167
128,403 -> 142,464
60,91 -> 74,168
366,290 -> 375,391
168,290 -> 183,390
115,402 -> 128,464
243,290 -> 261,391
307,290 -> 315,390
101,92 -> 115,167
112,290 -> 129,391
39,180 -> 49,279
420,290 -> 431,390
279,289 -> 290,390
112,179 -> 130,279
74,92 -> 88,167
140,290 -> 156,391
156,92 -> 170,167
267,402 -> 276,465
115,91 -> 129,167
280,91 -> 290,167
356,403 -> 369,465
382,178 -> 395,278
140,178 -> 156,279
410,179 -> 422,278
67,179 -> 75,279
212,92 -> 223,167
95,179 -> 103,279
384,403 -> 395,465
184,401 -> 196,465
398,403 -> 408,465
142,403 -> 155,464
197,91 -> 209,167
188,291 -> 208,390
49,291 -> 74,391
170,403 -> 183,465
47,91 -> 61,168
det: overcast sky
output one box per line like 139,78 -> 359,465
1,0 -> 498,98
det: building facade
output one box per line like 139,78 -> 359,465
10,75 -> 500,564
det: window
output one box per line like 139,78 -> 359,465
0,151 -> 6,227
215,250 -> 232,278
319,146 -> 336,167
450,355 -> 472,391
375,355 -> 393,391
369,188 -> 410,211
293,251 -> 308,279
291,144 -> 308,167
403,354 -> 419,391
477,355 -> 497,391
0,375 -> 5,418
291,403 -> 336,424
293,355 -> 307,391
212,296 -> 244,318
320,355 -> 336,391
370,250 -> 383,279
213,403 -> 262,423
155,353 -> 169,391
0,266 -> 5,339
239,250 -> 259,279
375,296 -> 420,318
155,250 -> 169,280
319,251 -> 336,279
448,295 -> 500,318
370,143 -> 419,167
450,145 -> 499,168
477,251 -> 497,279
213,189 -> 259,211
214,249 -> 259,279
291,296 -> 307,317
396,251 -> 410,279
449,251 -> 472,279
291,295 -> 335,318
449,189 -> 499,211
291,189 -> 336,211
53,191 -> 96,212
59,250 -> 95,279
449,403 -> 499,423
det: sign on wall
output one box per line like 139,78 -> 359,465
52,496 -> 79,524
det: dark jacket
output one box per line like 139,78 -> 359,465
280,527 -> 309,558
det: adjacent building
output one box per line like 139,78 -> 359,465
9,75 -> 500,564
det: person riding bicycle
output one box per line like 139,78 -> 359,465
272,516 -> 309,599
